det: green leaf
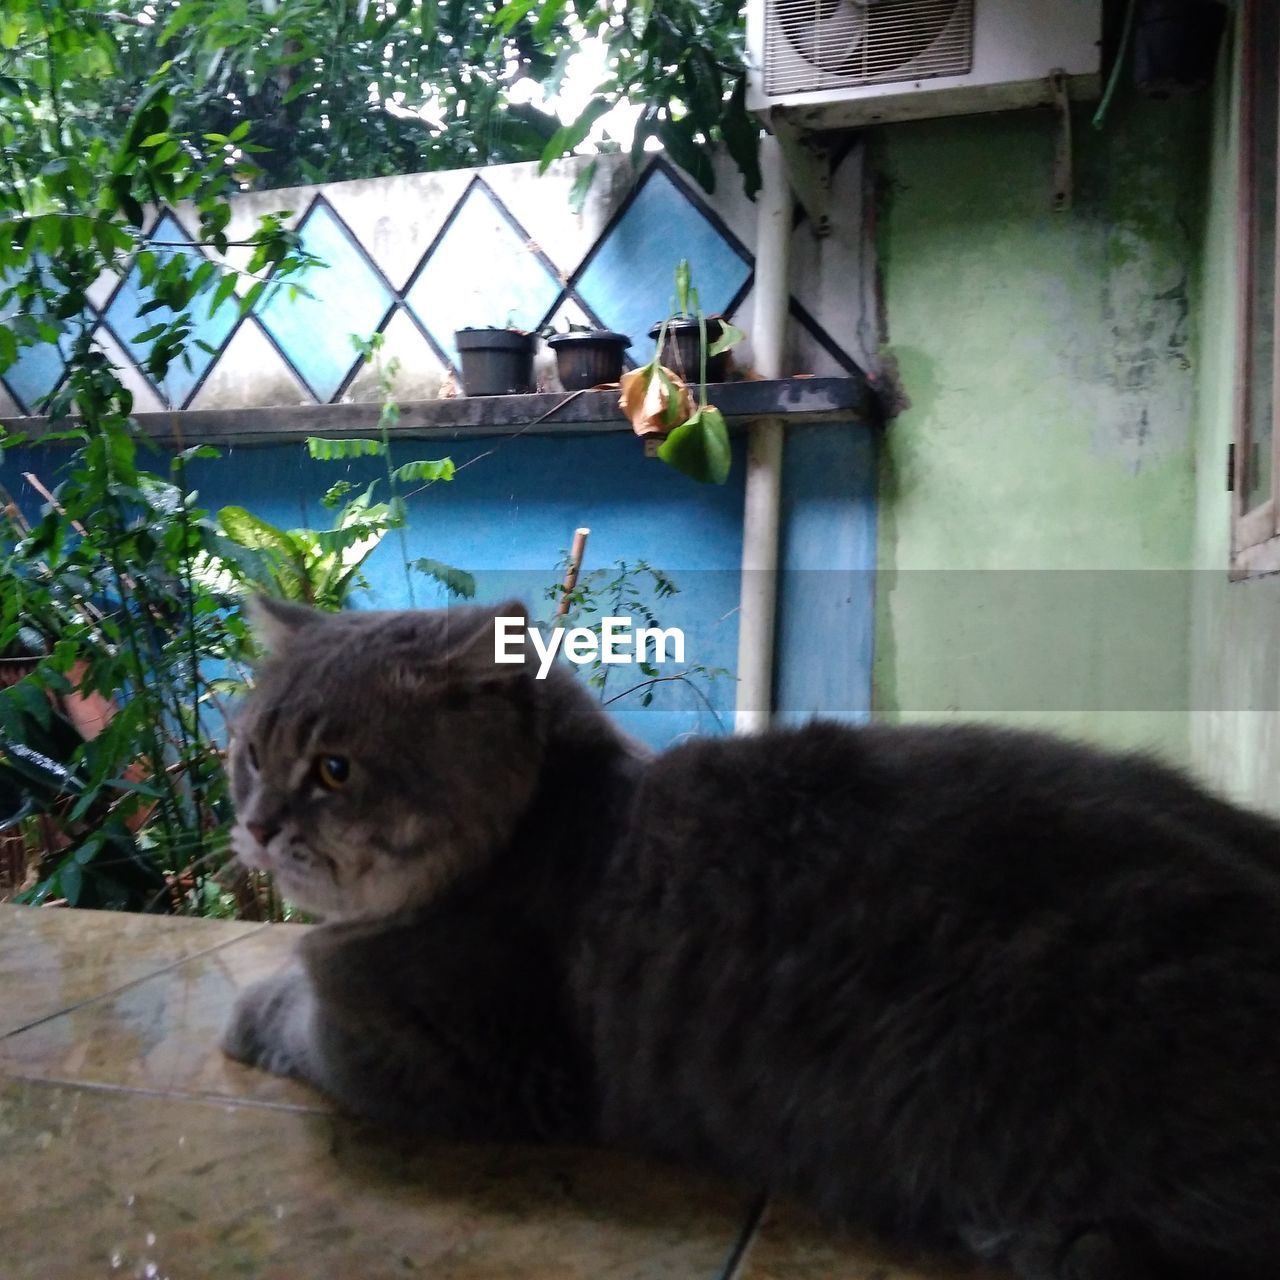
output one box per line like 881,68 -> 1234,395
682,51 -> 722,136
569,159 -> 597,216
657,405 -> 732,485
412,559 -> 476,599
176,444 -> 221,462
58,858 -> 83,907
217,505 -> 304,560
305,436 -> 387,460
490,0 -> 538,32
657,118 -> 715,194
654,365 -> 686,427
675,259 -> 691,318
539,97 -> 611,173
720,76 -> 762,200
532,0 -> 567,39
390,457 -> 455,485
707,321 -> 745,357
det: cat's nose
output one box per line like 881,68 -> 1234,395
247,821 -> 280,848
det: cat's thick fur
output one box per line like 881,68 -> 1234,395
224,600 -> 1280,1280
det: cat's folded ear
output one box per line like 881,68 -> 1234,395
245,595 -> 320,657
443,599 -> 531,680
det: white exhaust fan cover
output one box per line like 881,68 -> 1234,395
764,0 -> 974,96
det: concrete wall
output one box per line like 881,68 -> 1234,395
3,149 -> 881,751
0,151 -> 872,417
871,93 -> 1210,762
8,419 -> 878,751
1188,18 -> 1280,814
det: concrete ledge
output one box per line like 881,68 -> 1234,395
8,377 -> 882,446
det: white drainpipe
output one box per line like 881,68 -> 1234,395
734,131 -> 792,734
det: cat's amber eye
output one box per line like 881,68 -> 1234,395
315,754 -> 350,790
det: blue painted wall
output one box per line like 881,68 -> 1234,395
777,424 -> 878,725
6,423 -> 877,747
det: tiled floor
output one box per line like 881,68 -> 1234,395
0,904 -> 1003,1279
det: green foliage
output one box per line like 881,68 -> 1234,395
412,558 -> 477,600
221,342 -> 469,610
305,437 -> 388,461
0,7 -> 319,420
648,260 -> 743,484
217,340 -> 470,612
512,0 -> 762,196
218,483 -> 395,611
392,458 -> 456,485
1,0 -> 757,204
548,557 -> 724,722
657,403 -> 731,485
0,426 -> 251,912
0,2 -> 314,915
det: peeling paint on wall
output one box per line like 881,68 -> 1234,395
872,95 -> 1209,759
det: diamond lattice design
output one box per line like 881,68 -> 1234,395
101,211 -> 238,408
404,181 -> 563,366
0,260 -> 95,413
575,167 -> 751,357
254,201 -> 395,403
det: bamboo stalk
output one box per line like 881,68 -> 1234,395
556,527 -> 590,618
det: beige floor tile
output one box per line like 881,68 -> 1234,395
0,920 -> 322,1110
0,904 -> 265,1036
1,1076 -> 751,1280
736,1203 -> 1011,1280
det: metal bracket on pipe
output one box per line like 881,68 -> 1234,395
770,115 -> 832,238
1050,69 -> 1073,213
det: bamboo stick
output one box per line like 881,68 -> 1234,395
556,527 -> 590,618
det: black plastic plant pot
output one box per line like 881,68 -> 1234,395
1133,0 -> 1227,97
546,330 -> 631,391
648,317 -> 729,384
455,328 -> 536,396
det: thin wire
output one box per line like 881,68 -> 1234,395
1093,0 -> 1138,131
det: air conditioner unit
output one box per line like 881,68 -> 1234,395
747,0 -> 1102,130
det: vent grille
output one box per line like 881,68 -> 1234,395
764,0 -> 974,97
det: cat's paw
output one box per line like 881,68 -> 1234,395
221,969 -> 308,1078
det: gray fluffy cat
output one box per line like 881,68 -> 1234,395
224,599 -> 1280,1280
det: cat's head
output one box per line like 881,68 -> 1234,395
229,599 -> 541,920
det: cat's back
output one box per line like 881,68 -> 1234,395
609,718 -> 1280,898
574,718 -> 1280,1210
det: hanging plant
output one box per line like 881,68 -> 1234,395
618,313 -> 696,444
617,260 -> 743,485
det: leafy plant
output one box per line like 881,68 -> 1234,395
620,259 -> 743,484
656,312 -> 735,487
547,555 -> 726,726
1,1 -> 757,211
0,428 -> 255,912
516,0 -> 760,197
217,485 -> 393,612
0,3 -> 313,916
217,335 -> 473,610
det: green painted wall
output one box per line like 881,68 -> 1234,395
1188,20 -> 1280,814
872,95 -> 1210,760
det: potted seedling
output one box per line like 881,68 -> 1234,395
544,322 -> 632,391
618,262 -> 741,485
648,260 -> 744,384
454,321 -> 537,396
